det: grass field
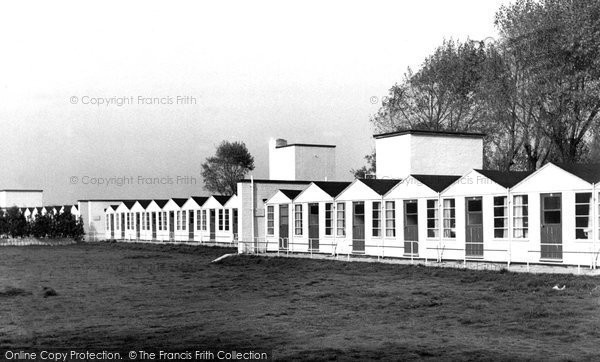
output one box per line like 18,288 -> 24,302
1,243 -> 600,361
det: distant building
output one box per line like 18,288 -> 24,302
0,189 -> 43,209
268,138 -> 336,181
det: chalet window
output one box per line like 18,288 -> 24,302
494,196 -> 508,238
267,206 -> 275,235
443,199 -> 456,238
196,210 -> 201,230
294,204 -> 303,236
426,199 -> 439,238
224,209 -> 230,231
385,201 -> 396,237
336,202 -> 345,236
513,195 -> 528,238
127,213 -> 130,229
372,201 -> 382,237
202,210 -> 207,231
183,211 -> 187,230
575,193 -> 592,240
218,209 -> 224,231
158,212 -> 162,231
162,212 -> 167,230
325,203 -> 333,236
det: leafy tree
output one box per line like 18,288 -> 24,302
5,207 -> 28,238
495,0 -> 600,164
371,39 -> 489,134
201,141 -> 255,195
350,150 -> 376,179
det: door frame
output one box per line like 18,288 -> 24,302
352,201 -> 365,254
465,196 -> 484,258
403,200 -> 418,256
540,193 -> 563,261
308,203 -> 319,251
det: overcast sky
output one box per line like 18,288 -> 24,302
0,0 -> 511,204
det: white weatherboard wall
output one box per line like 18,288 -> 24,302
335,180 -> 386,256
78,200 -> 120,241
441,171 -> 510,263
376,134 -> 483,179
264,191 -> 295,253
0,190 -> 43,208
237,181 -> 310,252
511,163 -> 596,266
385,176 -> 441,259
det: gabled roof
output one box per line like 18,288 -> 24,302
123,200 -> 137,209
360,179 -> 402,195
191,196 -> 209,206
171,198 -> 188,207
474,169 -> 533,188
212,195 -> 231,206
313,181 -> 352,198
373,129 -> 486,139
411,175 -> 462,192
280,189 -> 302,200
553,163 -> 600,184
153,199 -> 169,208
135,199 -> 152,208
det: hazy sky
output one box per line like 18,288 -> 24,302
0,0 -> 511,204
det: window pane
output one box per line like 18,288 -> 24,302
544,211 -> 561,224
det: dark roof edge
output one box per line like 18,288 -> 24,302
276,143 -> 336,149
373,129 -> 486,139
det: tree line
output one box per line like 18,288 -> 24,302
0,207 -> 85,241
361,0 -> 600,174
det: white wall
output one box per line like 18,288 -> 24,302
294,146 -> 336,181
0,191 -> 43,208
375,134 -> 483,179
269,141 -> 296,180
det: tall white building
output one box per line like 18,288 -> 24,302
374,130 -> 484,179
0,189 -> 43,208
268,138 -> 336,181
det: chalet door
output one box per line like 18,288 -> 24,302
169,211 -> 175,241
541,193 -> 562,260
404,200 -> 418,255
151,212 -> 157,240
308,203 -> 319,251
233,209 -> 238,240
352,202 -> 365,253
188,211 -> 194,240
135,213 -> 140,240
121,214 -> 125,238
210,209 -> 216,241
110,214 -> 114,239
465,197 -> 484,257
279,205 -> 289,250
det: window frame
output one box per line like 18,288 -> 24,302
493,196 -> 508,239
267,205 -> 275,236
294,204 -> 303,236
336,202 -> 345,237
575,192 -> 592,240
385,201 -> 396,237
442,198 -> 456,238
513,194 -> 529,239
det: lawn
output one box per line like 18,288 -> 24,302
1,242 -> 600,361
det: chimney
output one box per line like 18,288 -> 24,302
275,138 -> 287,148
